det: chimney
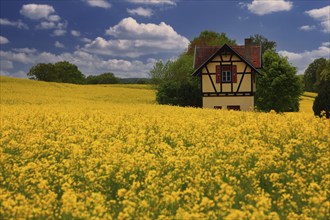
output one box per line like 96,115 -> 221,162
245,38 -> 253,63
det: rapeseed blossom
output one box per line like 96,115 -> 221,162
0,76 -> 329,219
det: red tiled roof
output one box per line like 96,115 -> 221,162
194,44 -> 262,69
194,46 -> 219,69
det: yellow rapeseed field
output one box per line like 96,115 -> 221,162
299,92 -> 317,114
1,76 -> 329,219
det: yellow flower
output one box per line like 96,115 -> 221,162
1,76 -> 329,219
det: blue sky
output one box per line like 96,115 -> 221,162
1,0 -> 329,78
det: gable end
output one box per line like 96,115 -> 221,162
192,44 -> 262,76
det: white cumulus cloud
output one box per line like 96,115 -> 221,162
83,17 -> 189,58
20,4 -> 67,36
0,50 -> 33,64
36,20 -> 68,31
84,0 -> 111,9
0,48 -> 156,78
71,30 -> 81,37
62,51 -> 156,77
106,17 -> 185,41
36,21 -> 56,29
53,29 -> 67,36
243,0 -> 293,16
127,7 -> 153,17
20,4 -> 55,20
299,25 -> 316,31
279,43 -> 330,74
0,18 -> 29,29
81,37 -> 92,43
0,36 -> 10,44
48,15 -> 61,22
12,48 -> 37,53
305,5 -> 330,33
322,42 -> 330,47
55,41 -> 65,48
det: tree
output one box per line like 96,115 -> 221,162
54,61 -> 85,84
151,55 -> 202,107
27,63 -> 57,82
150,55 -> 194,83
156,80 -> 201,107
313,60 -> 330,118
186,31 -> 236,55
27,61 -> 85,84
255,50 -> 303,112
250,34 -> 277,54
304,58 -> 327,92
86,72 -> 119,84
167,54 -> 195,81
149,60 -> 173,84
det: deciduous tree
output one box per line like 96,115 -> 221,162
86,72 -> 119,84
27,63 -> 57,82
250,34 -> 277,54
313,59 -> 330,118
304,58 -> 327,92
149,60 -> 173,84
151,55 -> 201,107
255,50 -> 303,112
186,31 -> 236,55
54,61 -> 85,84
27,61 -> 85,84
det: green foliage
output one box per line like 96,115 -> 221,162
86,72 -> 119,84
297,74 -> 305,91
27,61 -> 85,84
304,58 -> 327,92
150,54 -> 194,84
250,34 -> 277,54
54,61 -> 85,84
27,63 -> 57,82
151,55 -> 202,107
156,79 -> 201,107
320,59 -> 330,82
149,60 -> 173,84
169,54 -> 195,80
313,60 -> 330,118
186,30 -> 236,55
255,50 -> 303,112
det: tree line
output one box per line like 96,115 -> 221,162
27,61 -> 149,85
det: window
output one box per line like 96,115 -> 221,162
215,65 -> 237,83
227,105 -> 241,111
214,106 -> 222,109
222,66 -> 231,83
222,70 -> 231,82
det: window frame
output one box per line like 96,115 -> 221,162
221,66 -> 232,83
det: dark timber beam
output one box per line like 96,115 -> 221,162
205,66 -> 217,93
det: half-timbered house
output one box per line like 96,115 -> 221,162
192,39 -> 262,111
